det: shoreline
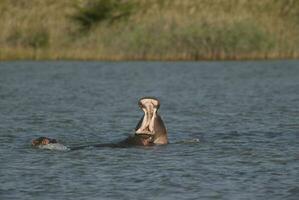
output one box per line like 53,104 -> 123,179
1,55 -> 298,62
1,48 -> 299,62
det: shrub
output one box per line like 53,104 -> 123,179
71,0 -> 135,31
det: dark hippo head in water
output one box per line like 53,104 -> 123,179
32,137 -> 57,146
134,97 -> 168,145
32,137 -> 68,150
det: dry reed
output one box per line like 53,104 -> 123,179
0,0 -> 298,60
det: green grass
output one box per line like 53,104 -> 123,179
0,0 -> 299,60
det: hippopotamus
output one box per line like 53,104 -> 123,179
31,97 -> 168,150
31,136 -> 68,150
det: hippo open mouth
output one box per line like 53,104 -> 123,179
135,97 -> 160,135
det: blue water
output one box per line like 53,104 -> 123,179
0,61 -> 298,200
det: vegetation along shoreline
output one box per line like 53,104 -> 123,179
0,0 -> 298,61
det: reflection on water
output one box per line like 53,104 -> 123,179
0,61 -> 298,200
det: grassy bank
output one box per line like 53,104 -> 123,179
0,0 -> 299,61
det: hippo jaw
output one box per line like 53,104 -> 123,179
135,97 -> 168,144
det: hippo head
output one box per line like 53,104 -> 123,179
32,137 -> 57,147
135,97 -> 168,144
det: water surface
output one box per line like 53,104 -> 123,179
0,61 -> 298,200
